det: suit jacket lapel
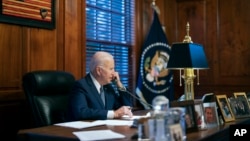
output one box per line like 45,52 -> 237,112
85,74 -> 106,108
103,84 -> 114,109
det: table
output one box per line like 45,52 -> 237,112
17,110 -> 250,141
188,118 -> 250,141
17,110 -> 148,141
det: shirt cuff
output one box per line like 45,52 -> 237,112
107,110 -> 115,119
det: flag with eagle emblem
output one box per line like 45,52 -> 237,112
135,10 -> 174,109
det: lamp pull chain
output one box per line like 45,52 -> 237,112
197,69 -> 200,85
179,69 -> 182,86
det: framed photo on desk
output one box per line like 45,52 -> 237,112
169,123 -> 183,141
203,102 -> 219,128
229,96 -> 250,119
194,100 -> 205,129
233,92 -> 250,107
170,100 -> 198,133
202,93 -> 215,103
216,95 -> 235,122
247,92 -> 250,102
233,92 -> 247,98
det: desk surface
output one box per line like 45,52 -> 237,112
17,110 -> 250,141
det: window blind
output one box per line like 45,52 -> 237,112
86,0 -> 134,88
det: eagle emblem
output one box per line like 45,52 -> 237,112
144,50 -> 169,86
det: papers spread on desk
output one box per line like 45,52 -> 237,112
54,121 -> 105,129
96,120 -> 133,126
54,120 -> 133,129
121,113 -> 151,120
73,129 -> 125,141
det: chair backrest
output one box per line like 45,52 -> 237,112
22,70 -> 75,127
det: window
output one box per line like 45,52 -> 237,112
86,0 -> 134,88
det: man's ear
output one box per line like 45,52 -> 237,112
96,66 -> 102,75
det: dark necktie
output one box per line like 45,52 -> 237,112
100,86 -> 105,106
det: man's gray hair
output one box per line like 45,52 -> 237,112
89,51 -> 114,72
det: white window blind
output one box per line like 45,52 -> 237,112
86,0 -> 134,88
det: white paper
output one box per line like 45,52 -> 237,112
95,120 -> 134,126
122,112 -> 151,120
54,119 -> 134,129
73,129 -> 125,141
54,121 -> 105,129
121,114 -> 150,120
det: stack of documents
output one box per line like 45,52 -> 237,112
54,115 -> 150,141
54,120 -> 133,129
55,120 -> 132,140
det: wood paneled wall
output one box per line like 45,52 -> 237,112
0,1 -> 85,140
162,0 -> 250,98
0,0 -> 250,140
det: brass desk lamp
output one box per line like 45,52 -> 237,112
167,23 -> 209,100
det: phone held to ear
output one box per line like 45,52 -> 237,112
111,76 -> 126,91
112,77 -> 117,83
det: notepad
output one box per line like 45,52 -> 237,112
73,130 -> 125,141
54,121 -> 105,129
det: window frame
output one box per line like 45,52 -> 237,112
85,0 -> 135,90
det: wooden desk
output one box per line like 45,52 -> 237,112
17,110 -> 148,141
17,124 -> 137,141
188,118 -> 250,141
17,111 -> 250,141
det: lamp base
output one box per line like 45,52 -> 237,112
182,69 -> 196,100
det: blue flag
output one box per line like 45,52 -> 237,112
136,10 -> 174,109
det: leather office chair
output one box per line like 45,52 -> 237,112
22,70 -> 75,127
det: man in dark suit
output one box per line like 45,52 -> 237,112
67,51 -> 133,121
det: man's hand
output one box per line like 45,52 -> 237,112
113,72 -> 125,88
114,106 -> 133,119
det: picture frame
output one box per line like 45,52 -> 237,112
203,102 -> 220,128
194,100 -> 206,129
246,92 -> 250,102
0,0 -> 55,29
216,95 -> 235,122
229,97 -> 250,119
202,93 -> 215,103
169,123 -> 183,141
233,92 -> 250,110
234,92 -> 248,100
170,100 -> 198,133
233,92 -> 247,99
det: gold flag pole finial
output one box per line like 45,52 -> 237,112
152,0 -> 156,6
183,22 -> 193,43
151,0 -> 160,14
